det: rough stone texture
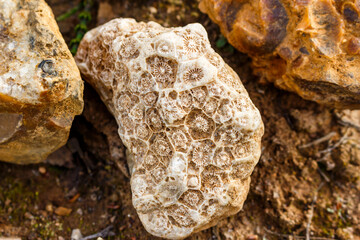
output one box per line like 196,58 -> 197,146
0,0 -> 84,164
75,18 -> 264,239
199,0 -> 360,109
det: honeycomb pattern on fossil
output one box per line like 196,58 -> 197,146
199,0 -> 360,109
75,18 -> 264,239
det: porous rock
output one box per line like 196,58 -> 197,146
199,0 -> 360,108
0,0 -> 83,164
75,18 -> 264,239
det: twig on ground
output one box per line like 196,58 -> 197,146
80,225 -> 115,240
306,182 -> 325,240
299,129 -> 349,157
264,228 -> 335,240
313,129 -> 350,173
115,159 -> 130,178
317,129 -> 349,156
317,168 -> 330,182
335,112 -> 360,132
339,119 -> 360,131
298,132 -> 337,149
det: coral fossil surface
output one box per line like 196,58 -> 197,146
199,0 -> 360,108
75,18 -> 264,239
0,0 -> 83,164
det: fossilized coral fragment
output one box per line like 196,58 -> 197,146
200,0 -> 360,108
75,18 -> 263,239
0,0 -> 83,164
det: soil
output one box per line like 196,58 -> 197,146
1,0 -> 359,239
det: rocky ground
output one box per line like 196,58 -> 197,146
0,0 -> 359,239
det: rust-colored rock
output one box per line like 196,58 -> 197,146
0,0 -> 83,164
199,0 -> 360,108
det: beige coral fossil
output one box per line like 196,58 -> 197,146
0,0 -> 83,164
199,0 -> 360,108
75,18 -> 264,239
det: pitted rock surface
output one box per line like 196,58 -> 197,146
0,0 -> 83,164
75,18 -> 264,239
199,0 -> 360,108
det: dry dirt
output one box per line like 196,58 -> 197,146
0,0 -> 359,239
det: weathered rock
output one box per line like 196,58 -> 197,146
199,0 -> 360,108
0,0 -> 83,164
76,18 -> 263,239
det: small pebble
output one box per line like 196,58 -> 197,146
149,6 -> 157,14
71,229 -> 83,240
39,210 -> 48,218
24,212 -> 34,220
76,208 -> 83,216
90,193 -> 97,201
247,234 -> 258,240
46,203 -> 54,212
39,166 -> 46,174
55,206 -> 72,216
109,193 -> 118,202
